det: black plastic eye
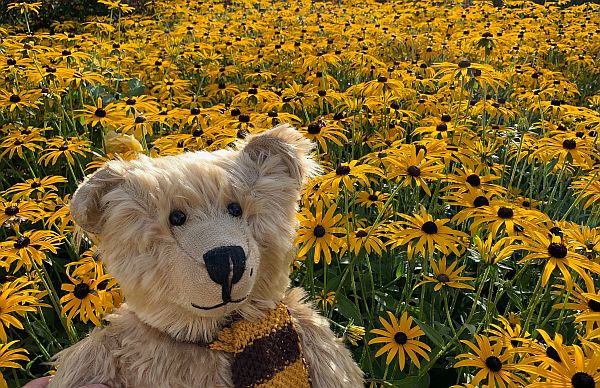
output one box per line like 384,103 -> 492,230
169,210 -> 186,226
227,203 -> 242,217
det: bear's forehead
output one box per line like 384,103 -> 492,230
115,150 -> 243,201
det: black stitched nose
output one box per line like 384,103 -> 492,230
203,246 -> 246,303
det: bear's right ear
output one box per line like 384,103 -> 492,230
69,164 -> 125,235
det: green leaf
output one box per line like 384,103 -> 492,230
413,318 -> 445,348
126,77 -> 146,96
334,293 -> 363,325
386,374 -> 430,388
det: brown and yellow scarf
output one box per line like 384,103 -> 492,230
210,304 -> 311,388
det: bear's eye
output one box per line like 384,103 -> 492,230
227,203 -> 242,217
169,210 -> 187,226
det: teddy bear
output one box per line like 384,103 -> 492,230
50,125 -> 364,388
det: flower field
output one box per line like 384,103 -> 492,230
1,0 -> 600,386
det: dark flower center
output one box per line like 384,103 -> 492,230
356,230 -> 368,238
377,75 -> 388,83
562,139 -> 577,150
30,181 -> 41,188
441,113 -> 451,122
588,299 -> 600,312
126,98 -> 136,105
238,114 -> 250,123
415,144 -> 427,155
14,139 -> 24,146
313,225 -> 326,238
94,108 -> 107,118
497,207 -> 513,219
14,236 -> 30,249
421,221 -> 438,234
73,283 -> 91,299
485,356 -> 502,372
437,273 -> 450,282
237,129 -> 248,139
368,194 -> 378,201
549,226 -> 563,237
548,243 -> 568,259
318,90 -> 327,97
466,174 -> 481,187
474,196 -> 489,207
571,372 -> 595,388
458,59 -> 471,68
4,206 -> 19,216
436,123 -> 448,132
336,165 -> 351,175
307,123 -> 321,135
546,346 -> 561,362
58,145 -> 69,151
192,129 -> 203,137
9,94 -> 21,103
135,116 -> 146,124
394,331 -> 408,345
190,107 -> 200,115
267,111 -> 278,118
407,165 -> 421,177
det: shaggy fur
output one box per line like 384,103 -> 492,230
52,125 -> 363,388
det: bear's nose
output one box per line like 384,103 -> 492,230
203,246 -> 246,303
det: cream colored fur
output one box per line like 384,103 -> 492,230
52,125 -> 363,388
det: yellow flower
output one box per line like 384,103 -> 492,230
368,311 -> 431,370
0,276 -> 49,342
0,340 -> 29,388
414,256 -> 475,292
60,274 -> 111,327
295,202 -> 344,264
103,130 -> 143,154
455,335 -> 526,387
0,230 -> 63,272
518,231 -> 600,288
388,206 -> 469,259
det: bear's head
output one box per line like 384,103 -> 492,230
69,125 -> 318,342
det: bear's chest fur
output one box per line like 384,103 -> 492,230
103,309 -> 234,388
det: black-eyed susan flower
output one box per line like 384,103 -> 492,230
518,343 -> 600,388
415,256 -> 475,291
38,136 -> 91,166
0,276 -> 48,342
384,148 -> 444,196
60,274 -> 111,327
368,311 -> 431,370
471,235 -> 519,265
78,97 -> 124,128
0,230 -> 63,272
0,200 -> 44,227
455,334 -> 526,387
318,160 -> 382,195
4,175 -> 66,201
315,290 -> 335,309
295,202 -> 344,264
388,207 -> 469,259
469,200 -> 541,236
0,89 -> 39,112
0,341 -> 29,388
0,126 -> 46,159
298,120 -> 347,154
517,231 -> 600,288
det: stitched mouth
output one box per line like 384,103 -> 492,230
191,296 -> 248,311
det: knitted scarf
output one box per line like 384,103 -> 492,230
210,304 -> 311,388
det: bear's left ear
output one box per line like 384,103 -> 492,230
240,124 -> 320,187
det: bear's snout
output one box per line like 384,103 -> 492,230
203,246 -> 246,303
